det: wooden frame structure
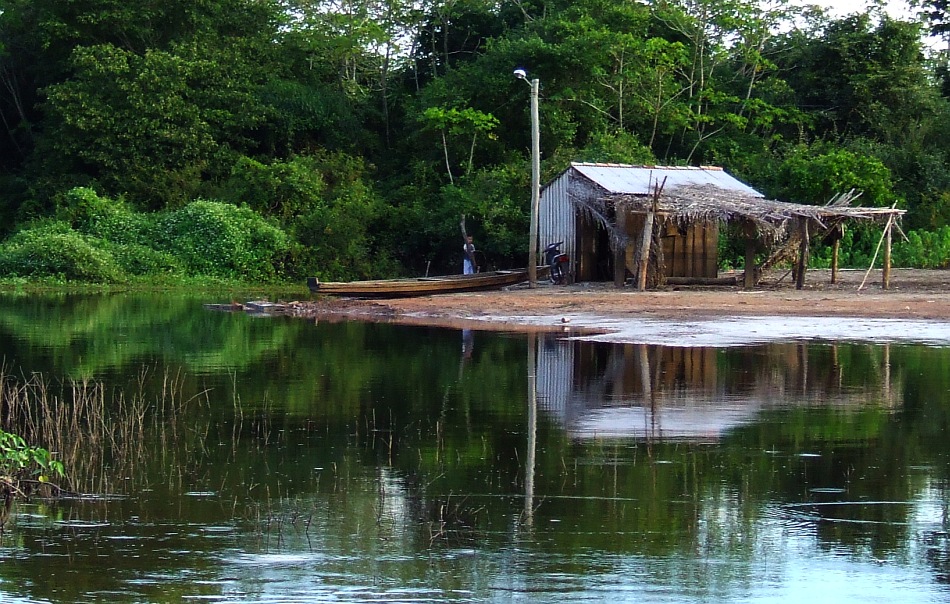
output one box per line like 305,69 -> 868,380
581,184 -> 906,290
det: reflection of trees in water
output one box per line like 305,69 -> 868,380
0,292 -> 302,378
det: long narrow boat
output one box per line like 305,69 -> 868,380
307,268 -> 544,298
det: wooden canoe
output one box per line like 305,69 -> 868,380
307,268 -> 545,298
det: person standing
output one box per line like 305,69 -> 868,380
463,235 -> 477,274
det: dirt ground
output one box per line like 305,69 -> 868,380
289,268 -> 950,332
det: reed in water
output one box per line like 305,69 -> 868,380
0,365 -> 209,496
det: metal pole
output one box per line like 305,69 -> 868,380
528,78 -> 540,288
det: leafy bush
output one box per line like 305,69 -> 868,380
893,227 -> 950,268
287,152 -> 394,280
105,242 -> 182,276
0,429 -> 65,485
0,189 -> 292,283
769,143 -> 896,207
154,200 -> 289,281
223,155 -> 326,224
0,222 -> 123,282
58,187 -> 151,246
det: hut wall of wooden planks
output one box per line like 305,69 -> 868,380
660,219 -> 718,279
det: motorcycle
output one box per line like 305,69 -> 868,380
543,241 -> 571,285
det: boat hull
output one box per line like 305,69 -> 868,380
307,268 -> 544,298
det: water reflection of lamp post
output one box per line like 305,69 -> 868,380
514,68 -> 540,288
525,332 -> 537,526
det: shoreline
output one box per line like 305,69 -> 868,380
285,268 -> 950,346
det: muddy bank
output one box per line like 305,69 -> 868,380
281,268 -> 950,346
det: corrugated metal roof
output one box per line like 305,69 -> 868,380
570,162 -> 764,198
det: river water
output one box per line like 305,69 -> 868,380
0,292 -> 949,603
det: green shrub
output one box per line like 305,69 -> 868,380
0,428 -> 65,485
57,187 -> 150,246
894,227 -> 950,268
0,222 -> 124,282
223,155 -> 326,224
286,152 -> 393,280
154,200 -> 289,281
105,242 -> 182,276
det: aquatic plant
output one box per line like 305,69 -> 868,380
0,428 -> 65,526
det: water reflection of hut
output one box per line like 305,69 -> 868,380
539,163 -> 904,289
535,335 -> 899,441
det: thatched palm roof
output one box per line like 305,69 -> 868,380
587,184 -> 904,242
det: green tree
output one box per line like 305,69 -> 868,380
287,151 -> 394,280
419,106 -> 500,183
773,13 -> 932,143
40,42 -> 272,209
770,143 -> 895,207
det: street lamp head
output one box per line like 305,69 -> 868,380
513,67 -> 527,80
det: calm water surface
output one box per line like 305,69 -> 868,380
0,292 -> 949,603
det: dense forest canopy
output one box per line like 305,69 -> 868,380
2,0 -> 950,282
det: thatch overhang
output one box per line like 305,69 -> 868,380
596,185 -> 905,241
590,184 -> 905,243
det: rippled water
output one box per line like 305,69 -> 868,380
0,292 -> 949,602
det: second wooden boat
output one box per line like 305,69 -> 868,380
307,268 -> 543,298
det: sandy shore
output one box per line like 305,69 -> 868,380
291,268 -> 950,346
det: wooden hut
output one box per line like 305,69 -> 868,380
540,163 -> 763,283
539,162 -> 905,289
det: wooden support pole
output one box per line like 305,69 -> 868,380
744,236 -> 756,289
637,210 -> 654,291
614,240 -> 626,288
654,218 -> 666,287
883,218 -> 892,290
638,178 -> 665,291
795,218 -> 809,290
831,238 -> 840,284
859,213 -> 894,292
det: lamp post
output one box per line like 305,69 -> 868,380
515,68 -> 540,288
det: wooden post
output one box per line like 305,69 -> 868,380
743,231 -> 756,290
639,178 -> 665,291
614,239 -> 626,288
831,231 -> 840,285
654,217 -> 666,287
795,217 -> 809,290
883,218 -> 892,290
859,211 -> 896,292
637,210 -> 654,291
